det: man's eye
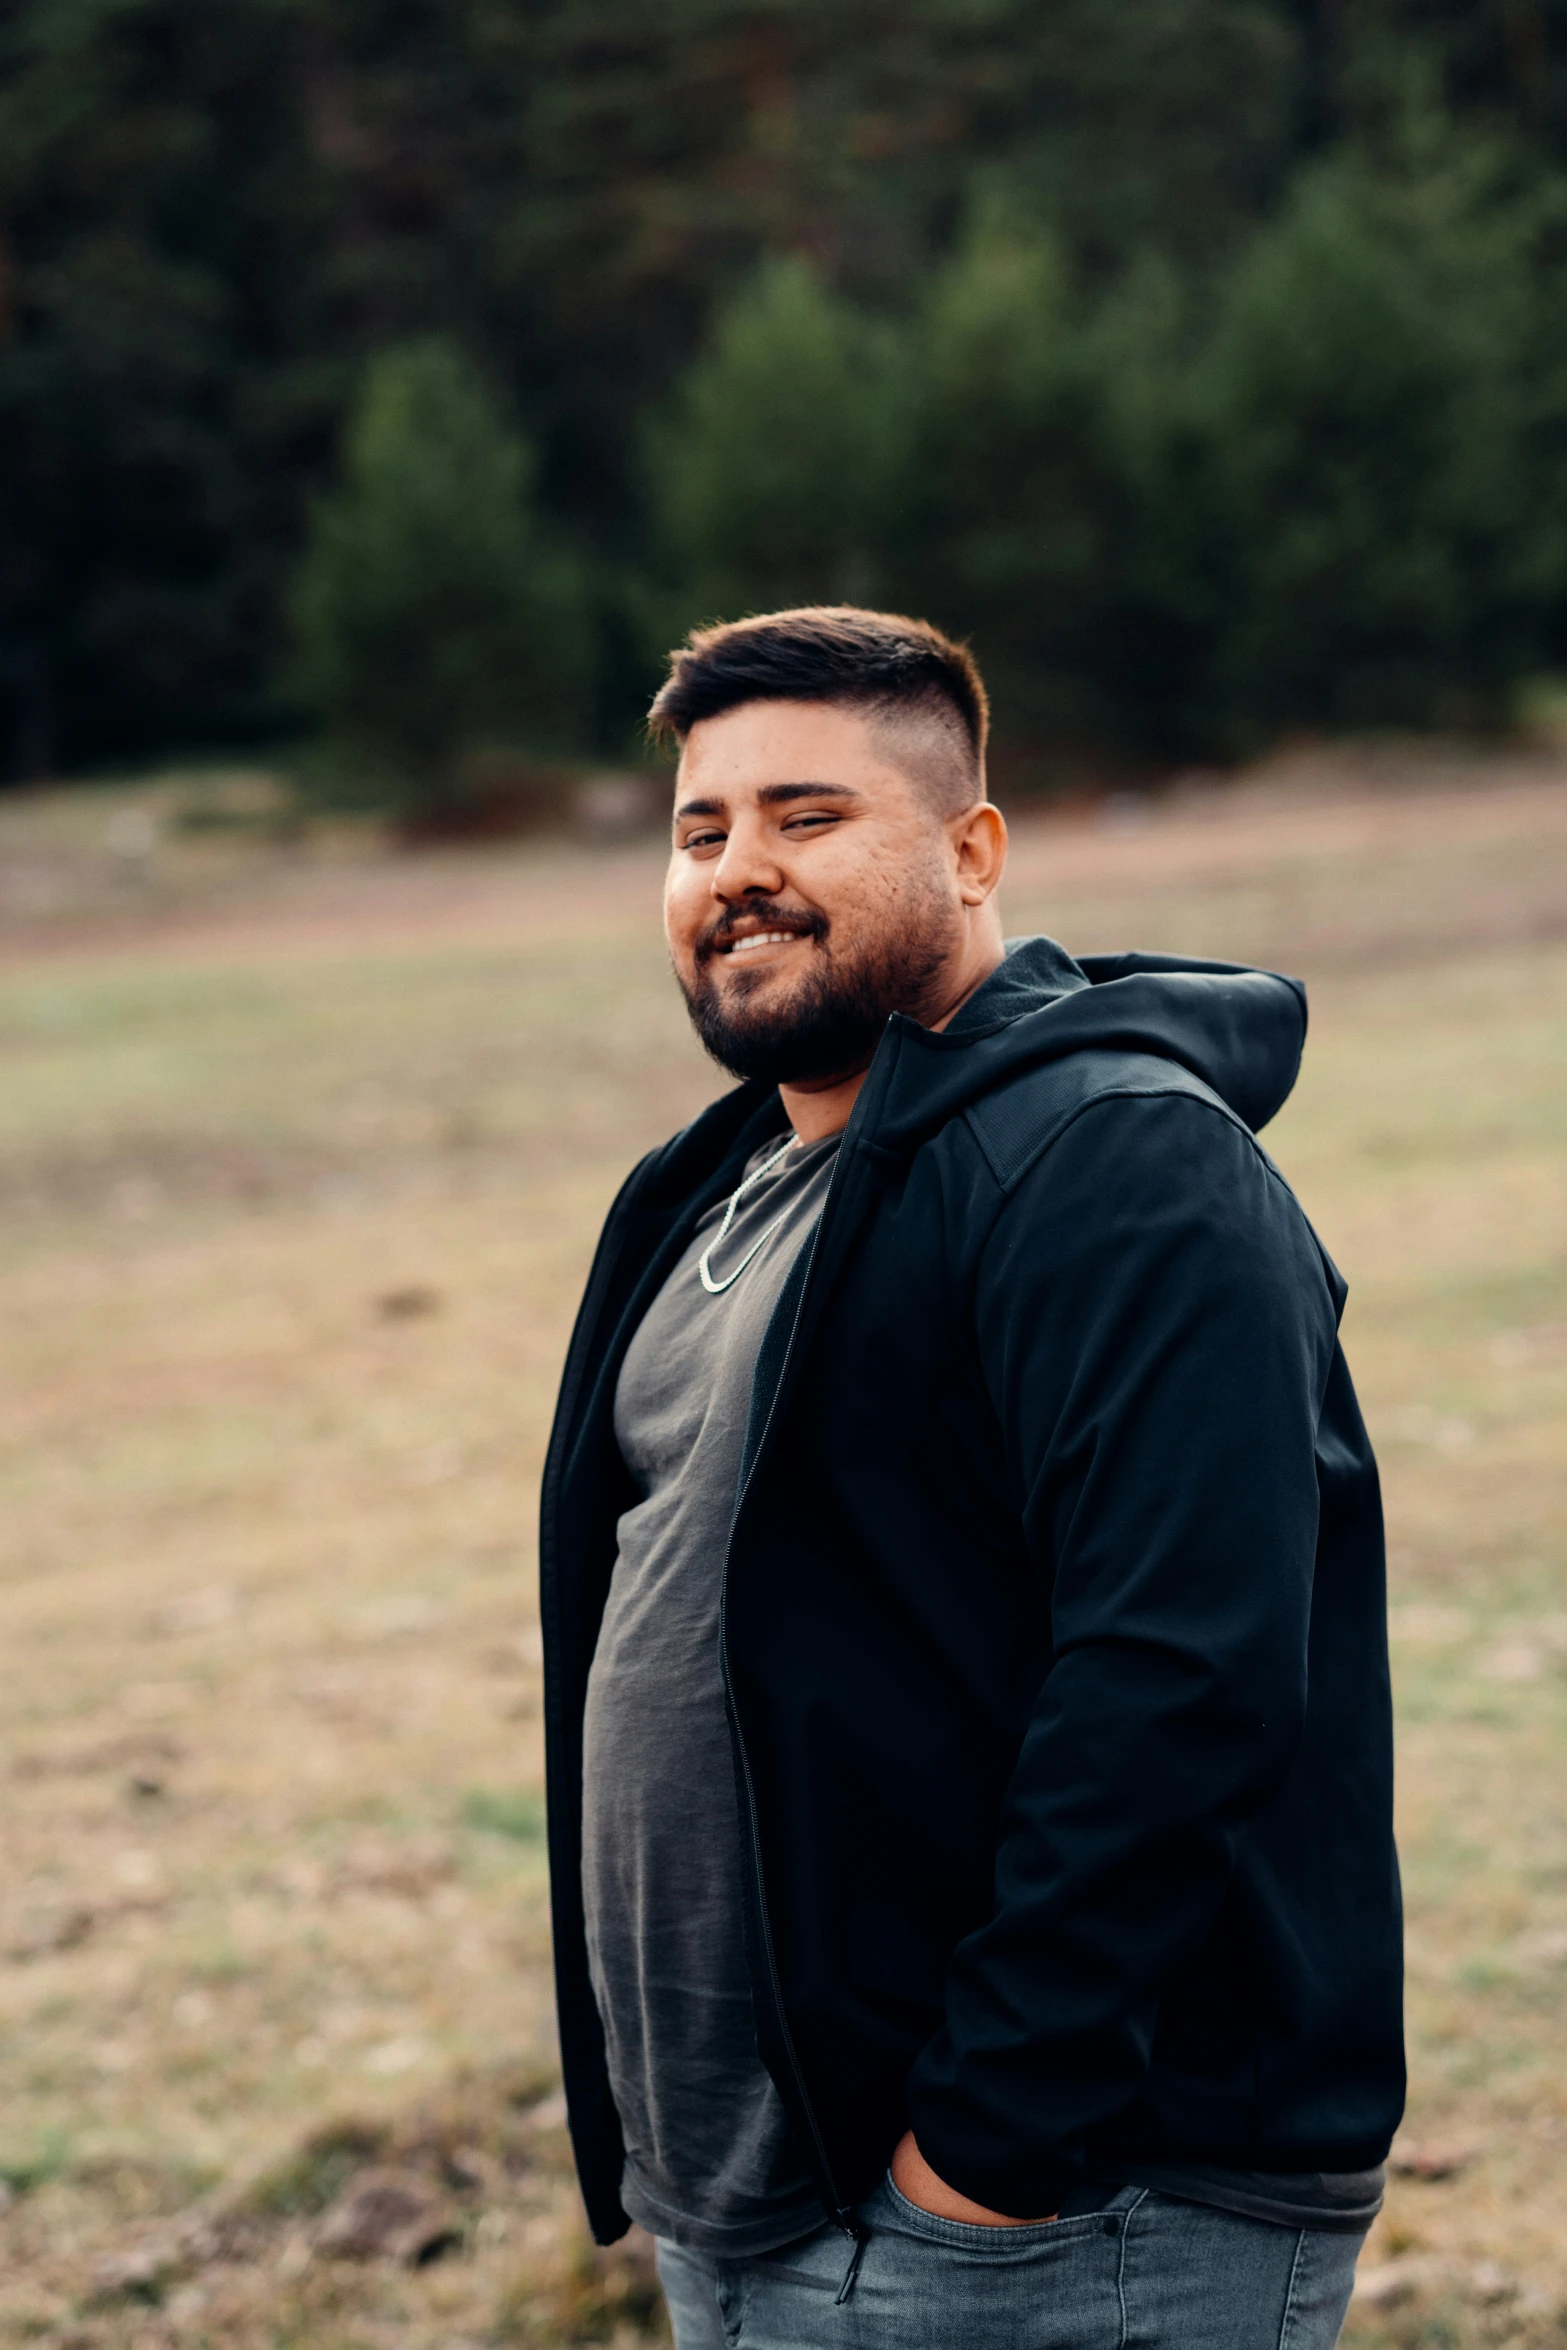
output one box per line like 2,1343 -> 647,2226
784,813 -> 840,832
684,829 -> 725,850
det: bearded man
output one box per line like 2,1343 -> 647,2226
540,607 -> 1403,2350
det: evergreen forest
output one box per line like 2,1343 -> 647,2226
10,0 -> 1567,789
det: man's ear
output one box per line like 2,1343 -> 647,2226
952,801 -> 1008,907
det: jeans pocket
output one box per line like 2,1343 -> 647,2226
875,2168 -> 1126,2252
839,2176 -> 1130,2350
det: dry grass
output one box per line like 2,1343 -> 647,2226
0,744 -> 1564,2346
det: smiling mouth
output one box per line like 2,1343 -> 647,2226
721,930 -> 807,957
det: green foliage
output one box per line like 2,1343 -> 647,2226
897,218 -> 1085,655
0,2128 -> 75,2198
462,1787 -> 546,1841
650,119 -> 1567,761
894,221 -> 1206,752
647,256 -> 908,617
0,0 -> 333,771
14,1 -> 1567,776
1196,133 -> 1567,737
289,339 -> 589,816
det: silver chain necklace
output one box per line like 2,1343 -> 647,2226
698,1135 -> 800,1294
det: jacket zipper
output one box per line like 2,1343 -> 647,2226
715,1051 -> 900,2240
719,1600 -> 856,2231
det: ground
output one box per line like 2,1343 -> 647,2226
0,746 -> 1563,2347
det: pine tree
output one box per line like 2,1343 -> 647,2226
289,337 -> 588,814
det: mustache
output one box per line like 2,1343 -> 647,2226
692,898 -> 829,966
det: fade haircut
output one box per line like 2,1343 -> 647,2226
647,606 -> 989,817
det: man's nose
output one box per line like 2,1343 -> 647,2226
711,814 -> 784,901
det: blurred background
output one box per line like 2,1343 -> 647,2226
1,6 -> 1566,2348
15,0 -> 1567,802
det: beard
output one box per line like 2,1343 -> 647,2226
677,889 -> 960,1086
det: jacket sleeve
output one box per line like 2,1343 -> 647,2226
904,1087 -> 1339,2215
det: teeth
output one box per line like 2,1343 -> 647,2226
729,931 -> 797,954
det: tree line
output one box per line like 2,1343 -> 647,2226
7,0 -> 1567,793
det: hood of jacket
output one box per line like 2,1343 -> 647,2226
864,934 -> 1308,1153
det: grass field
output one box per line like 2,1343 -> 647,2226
0,748 -> 1564,2347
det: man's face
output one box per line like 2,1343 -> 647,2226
664,699 -> 972,1086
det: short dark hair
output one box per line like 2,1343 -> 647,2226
647,606 -> 989,810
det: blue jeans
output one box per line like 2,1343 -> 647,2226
656,2176 -> 1366,2350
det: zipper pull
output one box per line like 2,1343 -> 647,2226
835,2220 -> 870,2304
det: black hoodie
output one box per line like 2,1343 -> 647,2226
540,937 -> 1405,2245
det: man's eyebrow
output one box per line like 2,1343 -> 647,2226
674,780 -> 864,821
757,781 -> 862,806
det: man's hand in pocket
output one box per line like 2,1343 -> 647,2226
889,2132 -> 1058,2227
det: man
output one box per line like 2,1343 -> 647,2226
541,607 -> 1403,2350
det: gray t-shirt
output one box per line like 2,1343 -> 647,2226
582,1131 -> 839,2256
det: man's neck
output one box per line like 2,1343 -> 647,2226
778,940 -> 1005,1144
